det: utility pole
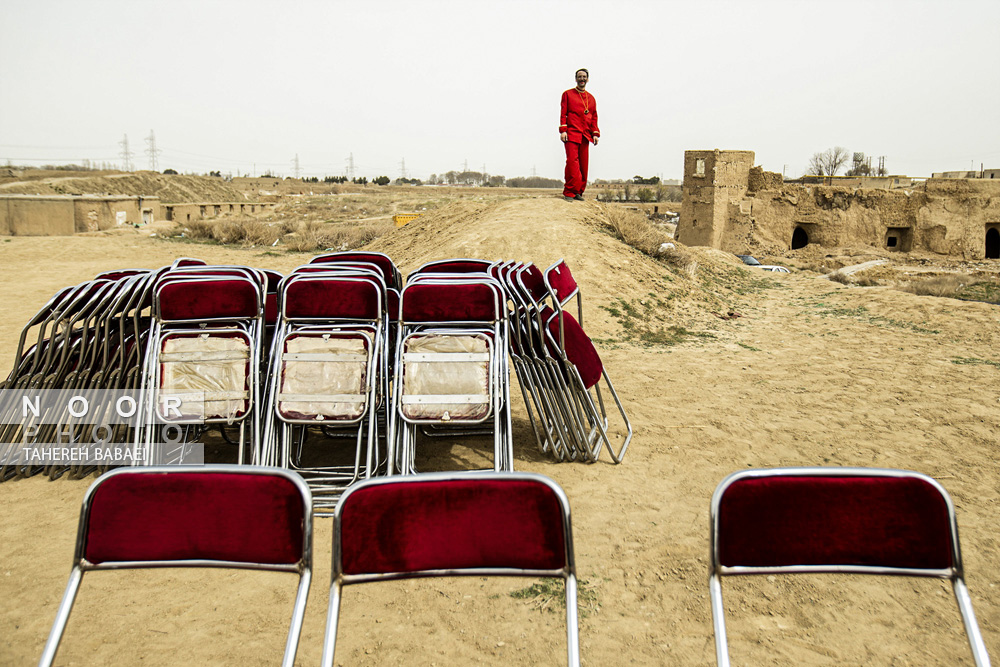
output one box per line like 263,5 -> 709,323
400,158 -> 408,180
144,130 -> 160,171
346,153 -> 356,180
463,159 -> 469,173
531,165 -> 537,178
293,154 -> 301,179
119,134 -> 134,172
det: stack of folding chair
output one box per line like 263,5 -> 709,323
308,251 -> 402,454
498,260 -> 631,463
390,259 -> 512,474
0,270 -> 159,481
260,254 -> 393,512
134,264 -> 265,466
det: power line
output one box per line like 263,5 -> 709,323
144,130 -> 161,171
118,134 -> 134,172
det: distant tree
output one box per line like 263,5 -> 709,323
374,176 -> 391,185
807,147 -> 850,176
487,174 -> 506,187
163,168 -> 178,175
506,176 -> 562,189
632,175 -> 660,185
445,170 -> 457,185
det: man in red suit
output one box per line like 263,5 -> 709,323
559,68 -> 600,201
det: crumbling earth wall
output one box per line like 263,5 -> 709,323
680,164 -> 1000,259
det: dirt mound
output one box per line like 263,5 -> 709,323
369,197 -> 777,342
0,171 -> 251,203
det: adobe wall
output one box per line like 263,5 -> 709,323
73,197 -> 145,232
0,195 -> 272,235
676,150 -> 1000,259
162,202 -> 275,223
722,181 -> 1000,259
0,196 -> 76,235
677,150 -> 754,247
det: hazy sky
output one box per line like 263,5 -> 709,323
1,0 -> 997,181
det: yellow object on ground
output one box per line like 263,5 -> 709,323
393,213 -> 421,227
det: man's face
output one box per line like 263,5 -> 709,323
575,71 -> 588,89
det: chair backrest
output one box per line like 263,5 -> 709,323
336,473 -> 570,577
709,467 -> 990,667
80,466 -> 311,568
713,469 -> 955,573
544,260 -> 579,307
281,274 -> 383,322
310,251 -> 400,289
40,466 -> 313,667
323,472 -> 579,666
155,277 -> 261,322
400,280 -> 501,324
409,258 -> 494,277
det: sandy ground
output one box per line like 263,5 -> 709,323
1,197 -> 998,665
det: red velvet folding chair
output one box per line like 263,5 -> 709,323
39,465 -> 313,667
410,257 -> 494,276
261,270 -> 385,511
709,467 -> 991,667
391,276 -> 510,474
542,260 -> 632,464
137,267 -> 264,465
321,472 -> 580,667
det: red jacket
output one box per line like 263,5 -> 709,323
559,88 -> 600,144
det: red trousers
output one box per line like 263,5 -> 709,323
563,140 -> 589,197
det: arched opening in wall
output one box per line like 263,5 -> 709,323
791,226 -> 809,249
986,227 -> 1000,259
885,227 -> 913,252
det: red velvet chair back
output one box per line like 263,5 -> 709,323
311,252 -> 399,289
411,258 -> 493,276
544,261 -> 578,305
171,257 -> 207,269
545,309 -> 603,389
401,281 -> 500,323
714,471 -> 955,571
282,276 -> 382,321
157,278 -> 260,321
81,469 -> 307,567
516,263 -> 549,304
95,269 -> 150,281
336,474 -> 569,578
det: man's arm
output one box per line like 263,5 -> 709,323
591,93 -> 600,145
559,91 -> 569,142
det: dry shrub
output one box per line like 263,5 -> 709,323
200,217 -> 284,247
898,274 -> 971,298
660,245 -> 698,275
826,270 -> 880,287
827,270 -> 852,284
210,219 -> 248,245
242,220 -> 282,247
284,220 -> 393,253
597,203 -> 672,256
182,220 -> 214,240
